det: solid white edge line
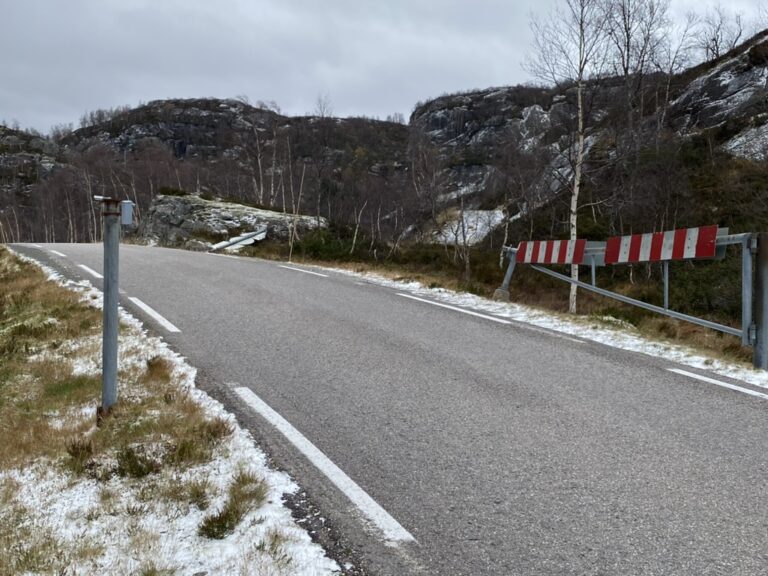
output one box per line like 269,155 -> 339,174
511,322 -> 585,344
233,386 -> 416,544
668,368 -> 768,401
278,264 -> 329,277
128,297 -> 181,333
77,264 -> 103,279
49,250 -> 67,257
397,293 -> 511,325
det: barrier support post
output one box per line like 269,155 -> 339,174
754,234 -> 768,369
98,198 -> 121,421
493,249 -> 517,302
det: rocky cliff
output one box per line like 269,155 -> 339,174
4,30 -> 768,246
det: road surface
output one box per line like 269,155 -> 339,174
13,243 -> 768,575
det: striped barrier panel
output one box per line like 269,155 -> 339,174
516,239 -> 587,265
604,225 -> 718,265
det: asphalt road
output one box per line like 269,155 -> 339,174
13,243 -> 768,575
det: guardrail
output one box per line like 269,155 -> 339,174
495,226 -> 768,369
209,225 -> 268,252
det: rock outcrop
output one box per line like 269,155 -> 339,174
139,193 -> 327,248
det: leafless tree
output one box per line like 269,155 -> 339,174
605,0 -> 668,136
653,12 -> 697,133
527,0 -> 609,313
694,4 -> 745,61
314,93 -> 333,118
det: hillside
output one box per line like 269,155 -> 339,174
3,31 -> 768,258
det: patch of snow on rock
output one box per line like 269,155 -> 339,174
723,122 -> 768,160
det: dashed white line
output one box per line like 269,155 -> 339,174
396,293 -> 512,325
128,297 -> 181,333
278,265 -> 329,278
49,250 -> 67,257
77,264 -> 103,279
233,386 -> 416,544
668,368 -> 768,401
30,243 -> 42,248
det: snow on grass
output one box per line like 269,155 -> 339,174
321,266 -> 768,389
4,250 -> 340,576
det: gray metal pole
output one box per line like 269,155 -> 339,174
591,255 -> 596,286
754,234 -> 768,369
493,251 -> 517,301
101,200 -> 120,414
742,236 -> 755,347
663,261 -> 669,310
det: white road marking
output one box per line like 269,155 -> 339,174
397,293 -> 511,325
217,254 -> 239,260
77,264 -> 103,279
49,250 -> 67,257
509,322 -> 585,344
233,386 -> 416,544
128,297 -> 181,333
31,243 -> 42,248
668,368 -> 768,401
278,265 -> 329,278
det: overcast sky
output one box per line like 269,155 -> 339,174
1,0 -> 764,133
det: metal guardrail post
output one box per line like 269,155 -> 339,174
663,262 -> 669,310
98,198 -> 121,418
755,234 -> 768,369
742,235 -> 756,347
493,251 -> 516,301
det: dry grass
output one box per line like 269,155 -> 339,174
199,469 -> 268,539
238,528 -> 296,576
163,475 -> 212,511
0,495 -> 64,576
0,246 -> 238,572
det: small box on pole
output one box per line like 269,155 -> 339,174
121,201 -> 134,226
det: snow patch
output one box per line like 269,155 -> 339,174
430,209 -> 506,246
722,122 -> 768,160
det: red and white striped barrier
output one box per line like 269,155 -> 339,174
516,239 -> 587,265
604,225 -> 718,264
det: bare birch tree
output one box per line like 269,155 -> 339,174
605,0 -> 668,137
694,4 -> 745,61
653,12 -> 697,134
528,0 -> 609,313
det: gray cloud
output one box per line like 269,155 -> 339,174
1,0 -> 764,133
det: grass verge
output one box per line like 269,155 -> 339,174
0,246 -> 272,573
